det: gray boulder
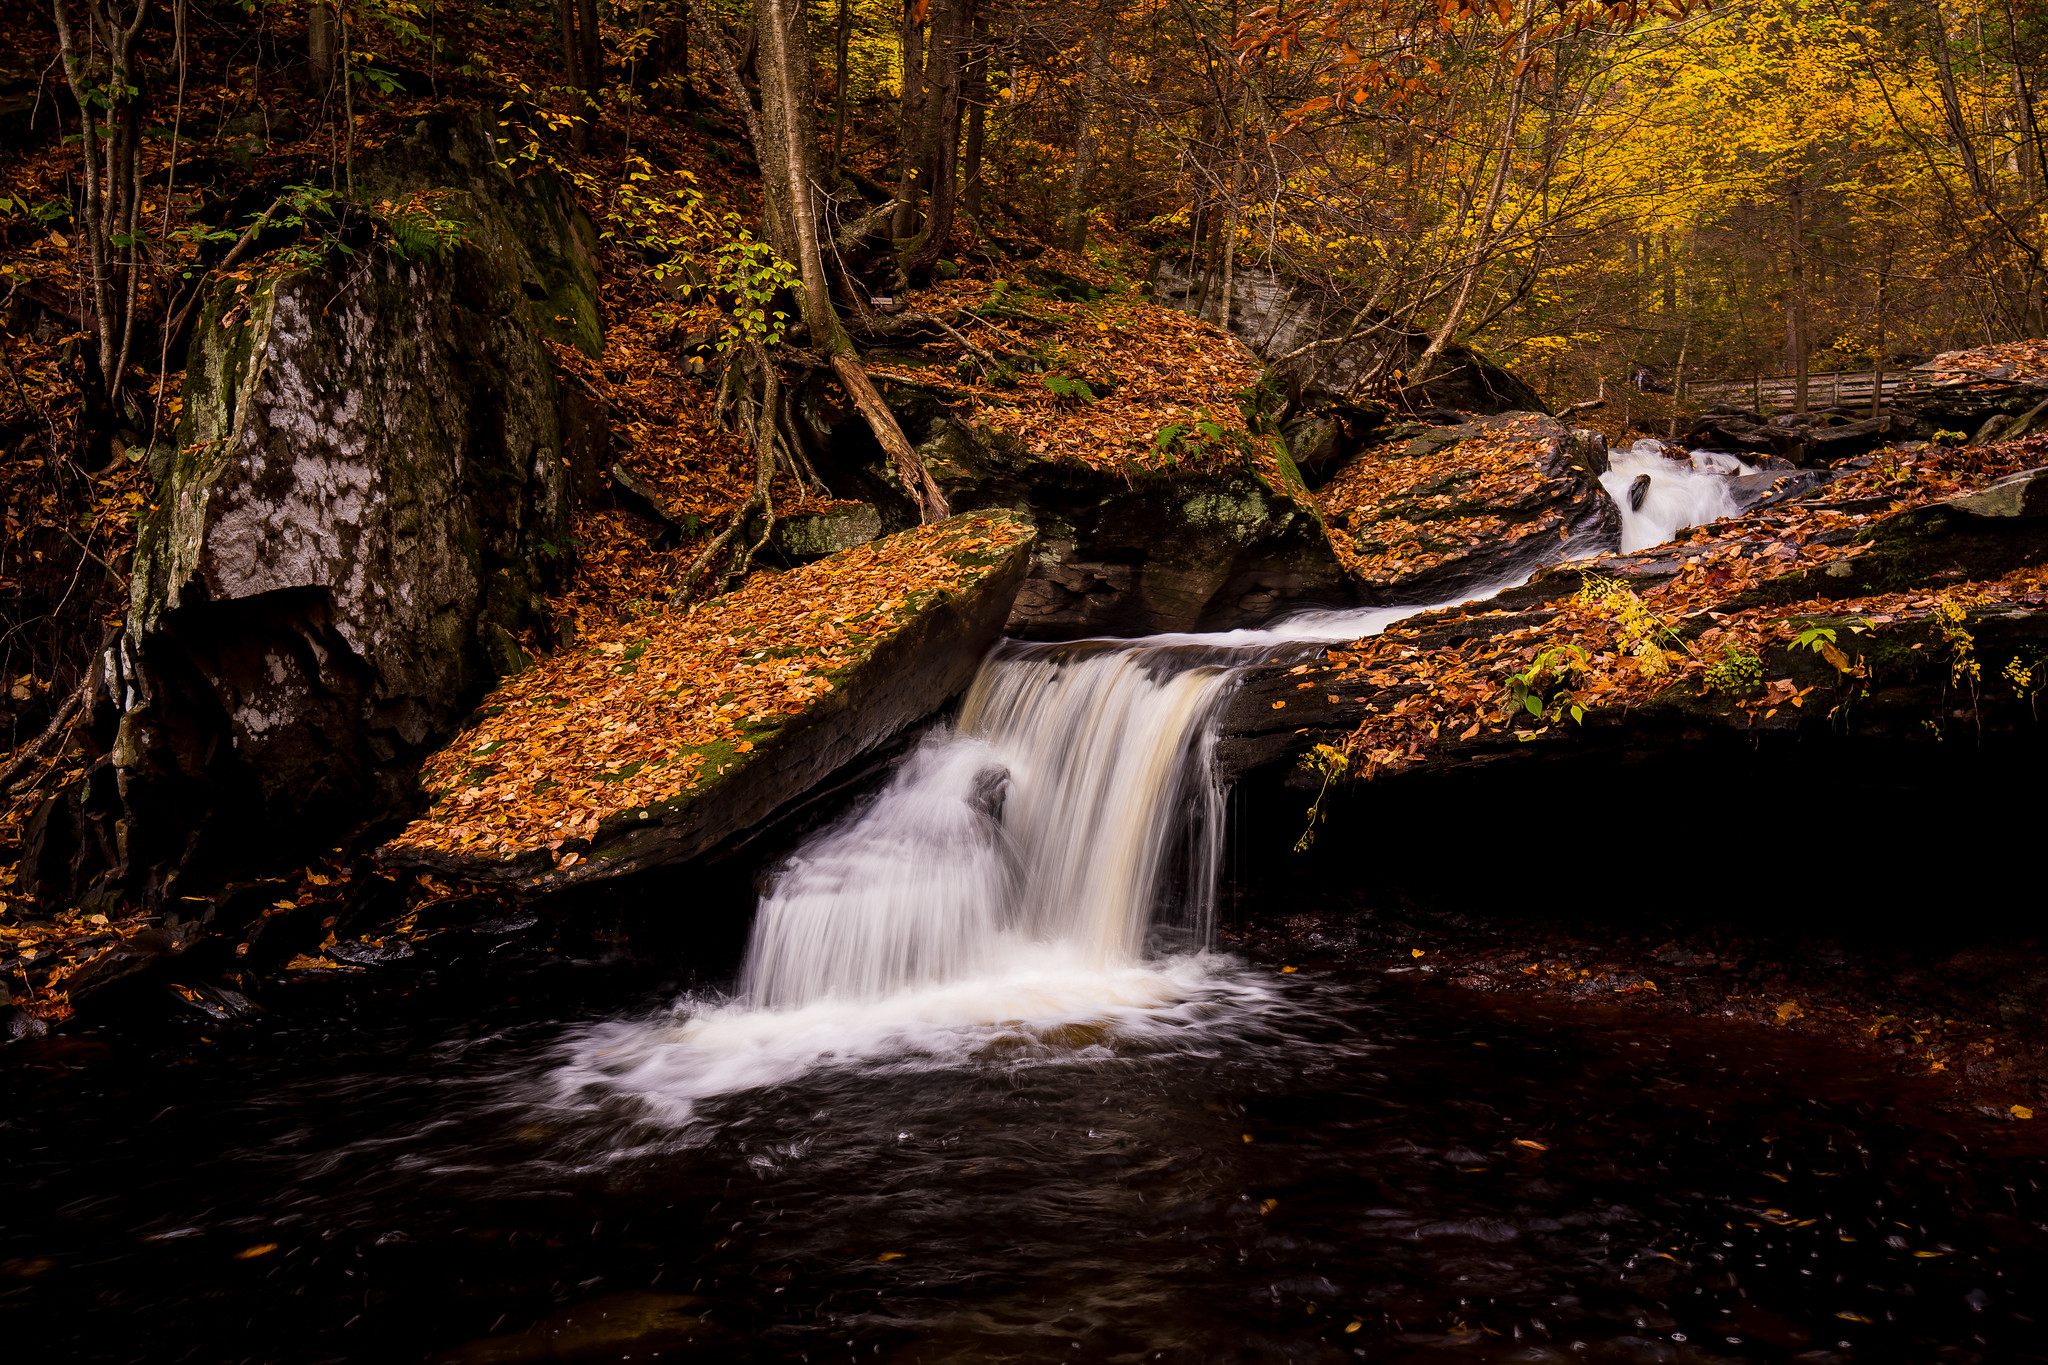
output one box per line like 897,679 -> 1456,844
21,114 -> 601,910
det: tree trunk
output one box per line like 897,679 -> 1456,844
578,0 -> 602,100
1789,181 -> 1809,416
1413,6 -> 1530,381
556,0 -> 585,89
900,0 -> 969,274
831,0 -> 852,174
961,6 -> 989,221
753,0 -> 949,521
1061,12 -> 1112,253
1218,136 -> 1242,334
891,2 -> 927,241
309,2 -> 338,86
52,0 -> 150,448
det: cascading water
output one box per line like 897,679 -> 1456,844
1601,438 -> 1744,553
550,442 -> 1760,1125
741,638 -> 1240,1011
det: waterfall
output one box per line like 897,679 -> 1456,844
741,639 -> 1241,1011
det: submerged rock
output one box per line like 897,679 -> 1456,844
20,113 -> 600,912
428,1292 -> 719,1363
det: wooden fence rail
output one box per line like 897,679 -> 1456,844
1679,368 -> 2031,411
1680,370 -> 1951,411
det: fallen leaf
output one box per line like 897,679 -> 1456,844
234,1244 -> 278,1260
1513,1139 -> 1548,1151
2014,1104 -> 2035,1120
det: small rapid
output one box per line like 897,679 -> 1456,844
1601,437 -> 1745,552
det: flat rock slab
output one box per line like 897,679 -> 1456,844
380,513 -> 1034,893
1315,412 -> 1618,604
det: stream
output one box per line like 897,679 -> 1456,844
6,451 -> 2045,1364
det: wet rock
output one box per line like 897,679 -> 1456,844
64,923 -> 200,1008
428,1292 -> 719,1363
21,112 -> 598,912
1316,412 -> 1620,605
1948,465 -> 2048,519
165,981 -> 263,1023
324,938 -> 417,968
879,400 -> 1351,637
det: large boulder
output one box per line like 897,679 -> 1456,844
20,113 -> 601,912
1150,260 -> 1549,417
925,421 -> 1351,637
800,375 -> 1355,639
1314,412 -> 1617,604
379,513 -> 1035,894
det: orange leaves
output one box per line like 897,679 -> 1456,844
388,516 -> 1033,865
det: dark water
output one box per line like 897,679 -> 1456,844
4,956 -> 2045,1365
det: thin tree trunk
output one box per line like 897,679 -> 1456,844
1789,180 -> 1809,416
891,1 -> 927,241
961,6 -> 989,220
1413,8 -> 1529,380
753,0 -> 948,520
556,0 -> 584,89
1218,138 -> 1242,334
900,0 -> 968,273
831,0 -> 852,174
309,2 -> 338,86
1062,11 -> 1112,253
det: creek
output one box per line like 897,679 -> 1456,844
5,461 -> 2043,1365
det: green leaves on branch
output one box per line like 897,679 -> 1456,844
1293,742 -> 1350,853
711,229 -> 800,352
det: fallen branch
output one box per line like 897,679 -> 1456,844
831,351 -> 949,519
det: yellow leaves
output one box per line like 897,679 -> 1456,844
1774,999 -> 1805,1024
233,1244 -> 279,1260
2015,1105 -> 2035,1120
1512,1138 -> 1548,1151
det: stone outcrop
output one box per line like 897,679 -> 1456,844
1314,411 -> 1618,605
379,514 -> 1035,895
1150,260 -> 1549,419
20,113 -> 602,913
823,382 -> 1356,638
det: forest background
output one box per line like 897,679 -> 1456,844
4,0 -> 2048,753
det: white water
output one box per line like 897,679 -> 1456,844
540,594 -> 1495,1124
1600,439 -> 1744,553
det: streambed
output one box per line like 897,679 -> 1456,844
3,954 -> 2045,1364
